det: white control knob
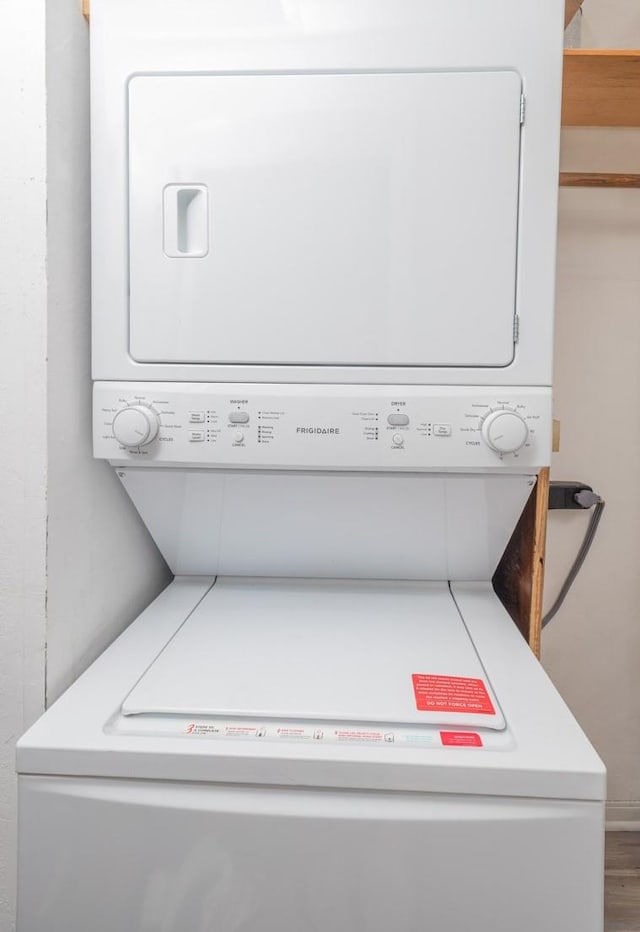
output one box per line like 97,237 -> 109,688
112,405 -> 159,448
481,410 -> 528,454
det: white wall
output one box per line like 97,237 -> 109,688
544,0 -> 640,825
0,3 -> 170,929
578,0 -> 640,46
0,2 -> 48,929
45,0 -> 170,704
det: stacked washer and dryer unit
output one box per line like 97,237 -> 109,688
17,2 -> 605,930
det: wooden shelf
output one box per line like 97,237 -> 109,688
562,50 -> 640,127
560,172 -> 640,188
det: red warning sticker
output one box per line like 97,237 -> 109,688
412,674 -> 495,715
440,731 -> 483,748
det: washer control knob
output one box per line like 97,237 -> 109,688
481,410 -> 528,454
112,405 -> 159,448
392,433 -> 404,447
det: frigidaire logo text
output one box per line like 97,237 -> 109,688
296,427 -> 341,435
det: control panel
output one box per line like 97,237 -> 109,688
94,383 -> 552,470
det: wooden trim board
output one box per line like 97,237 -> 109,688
560,172 -> 640,188
493,468 -> 549,658
562,50 -> 640,126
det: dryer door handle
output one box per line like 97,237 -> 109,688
162,184 -> 209,258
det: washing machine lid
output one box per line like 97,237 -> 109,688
122,578 -> 505,731
18,578 -> 606,800
128,69 -> 522,368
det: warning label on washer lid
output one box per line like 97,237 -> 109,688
412,674 -> 495,715
440,731 -> 483,747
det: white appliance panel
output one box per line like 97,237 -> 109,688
91,0 -> 563,384
129,71 -> 522,368
114,470 -> 534,579
93,383 -> 552,471
18,775 -> 604,932
122,578 -> 505,730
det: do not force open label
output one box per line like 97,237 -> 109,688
412,674 -> 495,715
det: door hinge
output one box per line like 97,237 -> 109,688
513,314 -> 520,343
520,93 -> 526,125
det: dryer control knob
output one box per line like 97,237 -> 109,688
481,410 -> 528,454
112,405 -> 159,448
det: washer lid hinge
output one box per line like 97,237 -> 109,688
513,314 -> 520,343
520,93 -> 526,125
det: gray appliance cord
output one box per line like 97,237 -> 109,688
542,496 -> 605,629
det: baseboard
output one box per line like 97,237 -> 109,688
606,802 -> 640,830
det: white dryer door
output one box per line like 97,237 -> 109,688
128,70 -> 522,367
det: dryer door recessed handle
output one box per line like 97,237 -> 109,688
163,184 -> 209,258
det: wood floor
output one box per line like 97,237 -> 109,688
607,833 -> 640,931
